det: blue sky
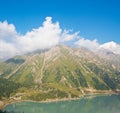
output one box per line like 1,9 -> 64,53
0,0 -> 120,43
0,0 -> 120,59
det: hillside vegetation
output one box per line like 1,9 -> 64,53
0,45 -> 120,101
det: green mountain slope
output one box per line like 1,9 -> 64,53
0,45 -> 120,100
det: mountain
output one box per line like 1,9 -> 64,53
0,45 -> 120,101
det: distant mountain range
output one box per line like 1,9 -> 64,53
0,45 -> 120,101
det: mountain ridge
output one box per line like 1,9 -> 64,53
0,45 -> 120,101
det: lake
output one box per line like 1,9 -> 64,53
4,94 -> 120,113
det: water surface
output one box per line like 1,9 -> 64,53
4,94 -> 120,113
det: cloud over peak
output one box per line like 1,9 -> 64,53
0,17 -> 79,60
99,41 -> 120,55
75,38 -> 99,51
0,17 -> 120,60
18,17 -> 61,53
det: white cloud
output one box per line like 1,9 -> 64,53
0,17 -> 79,60
0,21 -> 17,42
100,41 -> 120,55
0,21 -> 19,59
0,40 -> 19,59
1,17 -> 119,60
17,17 -> 61,53
61,30 -> 79,42
75,38 -> 99,51
75,38 -> 120,55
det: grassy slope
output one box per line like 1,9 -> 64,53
0,45 -> 120,101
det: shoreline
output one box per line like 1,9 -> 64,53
1,91 -> 119,110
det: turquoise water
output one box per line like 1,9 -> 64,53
4,94 -> 120,113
